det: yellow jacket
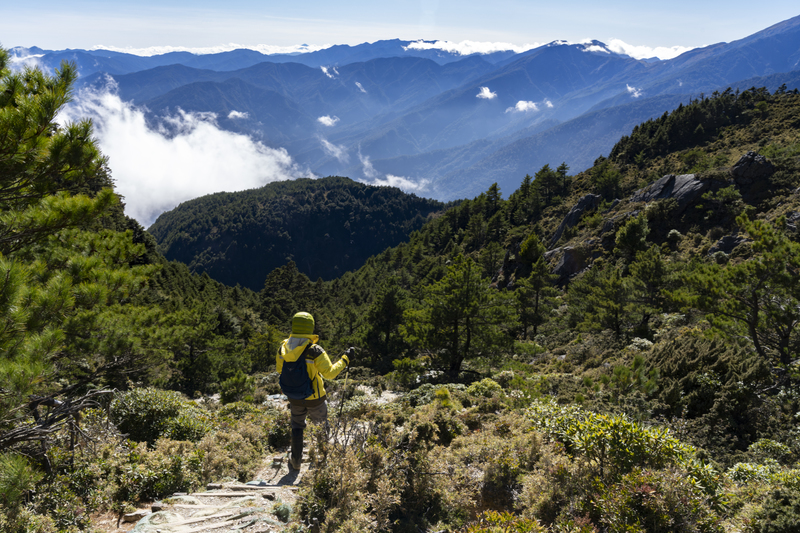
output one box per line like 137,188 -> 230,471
276,334 -> 347,400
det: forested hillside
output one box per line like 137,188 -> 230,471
2,47 -> 800,533
148,177 -> 445,289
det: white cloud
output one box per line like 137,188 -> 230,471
404,40 -> 538,56
476,87 -> 497,100
367,174 -> 430,193
358,151 -> 378,179
320,138 -> 349,162
317,115 -> 340,127
8,50 -> 44,71
505,100 -> 538,113
227,110 -> 249,119
626,84 -> 643,98
606,39 -> 696,60
582,44 -> 610,54
544,38 -> 695,61
355,81 -> 367,93
544,99 -> 554,108
89,43 -> 329,57
60,85 -> 310,226
320,66 -> 334,79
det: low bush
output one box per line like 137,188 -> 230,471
110,387 -> 215,445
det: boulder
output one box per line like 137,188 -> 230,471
731,151 -> 775,185
708,235 -> 750,255
631,174 -> 709,212
123,510 -> 150,523
131,511 -> 182,533
550,194 -> 602,246
552,247 -> 588,279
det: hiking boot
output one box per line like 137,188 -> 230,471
290,428 -> 303,470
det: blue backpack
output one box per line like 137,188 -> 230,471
279,343 -> 314,400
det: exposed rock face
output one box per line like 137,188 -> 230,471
631,174 -> 710,212
545,246 -> 588,282
708,235 -> 750,255
550,194 -> 601,246
731,151 -> 775,185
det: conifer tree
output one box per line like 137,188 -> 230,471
404,255 -> 513,376
676,215 -> 800,381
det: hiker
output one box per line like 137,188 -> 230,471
277,311 -> 353,470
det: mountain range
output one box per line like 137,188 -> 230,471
12,14 -> 800,203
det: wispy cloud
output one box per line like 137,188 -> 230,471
227,110 -> 249,119
320,138 -> 349,162
626,84 -> 643,98
544,99 -> 554,108
8,50 -> 44,71
505,100 -> 538,113
89,43 -> 330,57
320,66 -> 339,79
355,81 -> 367,93
317,115 -> 340,127
60,83 -> 310,226
367,174 -> 430,193
359,150 -> 378,179
476,87 -> 497,100
606,39 -> 696,60
404,40 -> 538,55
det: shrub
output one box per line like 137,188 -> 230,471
466,378 -> 503,399
110,387 -> 214,445
463,510 -> 546,532
751,487 -> 800,533
593,468 -> 723,533
220,370 -> 255,404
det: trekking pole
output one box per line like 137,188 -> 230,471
337,349 -> 352,419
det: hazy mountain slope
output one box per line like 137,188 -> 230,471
433,94 -> 691,199
147,176 -> 445,290
17,39 -> 520,79
329,43 -> 647,162
141,78 -> 317,144
429,68 -> 800,200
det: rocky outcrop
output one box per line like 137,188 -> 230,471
631,174 -> 710,212
708,235 -> 750,255
731,151 -> 775,185
545,246 -> 592,284
550,194 -> 601,246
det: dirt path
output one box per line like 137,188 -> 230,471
96,449 -> 310,533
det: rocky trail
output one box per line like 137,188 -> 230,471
96,443 -> 309,532
91,388 -> 402,532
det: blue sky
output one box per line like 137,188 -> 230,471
2,1 -> 799,56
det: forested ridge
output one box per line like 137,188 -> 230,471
148,176 -> 445,290
2,46 -> 800,533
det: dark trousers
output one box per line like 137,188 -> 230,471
289,396 -> 328,430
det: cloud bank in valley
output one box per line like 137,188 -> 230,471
404,40 -> 538,55
606,39 -> 696,60
61,85 -> 311,227
90,43 -> 330,57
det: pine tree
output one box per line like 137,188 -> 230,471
404,255 -> 514,376
676,215 -> 800,381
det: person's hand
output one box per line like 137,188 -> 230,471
344,347 -> 355,366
